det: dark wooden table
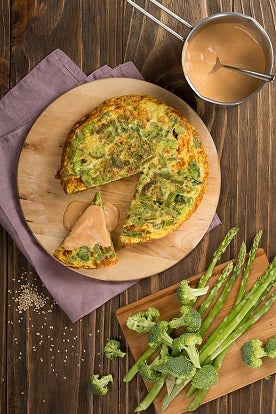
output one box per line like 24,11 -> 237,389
1,1 -> 275,413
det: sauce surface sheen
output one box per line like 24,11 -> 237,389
183,22 -> 266,102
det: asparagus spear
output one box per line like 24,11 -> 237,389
199,261 -> 233,335
134,376 -> 166,412
235,230 -> 263,305
198,258 -> 276,364
209,290 -> 276,362
197,227 -> 239,289
197,262 -> 233,317
200,242 -> 246,336
199,256 -> 276,356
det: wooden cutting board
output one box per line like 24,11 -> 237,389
17,78 -> 220,282
116,249 -> 276,413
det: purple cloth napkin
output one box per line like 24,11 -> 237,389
0,49 -> 220,322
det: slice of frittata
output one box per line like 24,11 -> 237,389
54,192 -> 118,269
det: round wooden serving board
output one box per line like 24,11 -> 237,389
17,78 -> 221,281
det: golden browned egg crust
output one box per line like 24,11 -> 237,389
56,95 -> 208,245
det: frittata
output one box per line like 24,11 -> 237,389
56,95 -> 208,245
53,192 -> 118,269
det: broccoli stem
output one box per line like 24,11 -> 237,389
235,230 -> 263,305
123,346 -> 156,382
134,376 -> 166,412
199,242 -> 246,336
161,378 -> 191,411
124,324 -> 175,383
186,289 -> 276,399
197,227 -> 239,289
188,347 -> 229,411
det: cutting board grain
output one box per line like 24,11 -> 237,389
17,78 -> 220,281
116,249 -> 276,413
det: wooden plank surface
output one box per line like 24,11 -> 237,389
116,249 -> 276,413
1,1 -> 275,414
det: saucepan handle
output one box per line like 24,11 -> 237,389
127,0 -> 193,42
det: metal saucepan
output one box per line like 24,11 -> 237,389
127,0 -> 274,105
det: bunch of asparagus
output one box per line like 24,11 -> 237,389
123,228 -> 276,412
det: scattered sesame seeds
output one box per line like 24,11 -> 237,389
14,283 -> 48,312
7,269 -> 99,382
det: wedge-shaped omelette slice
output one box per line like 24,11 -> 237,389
56,95 -> 208,245
54,192 -> 118,269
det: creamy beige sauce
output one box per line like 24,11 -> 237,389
103,201 -> 120,232
183,22 -> 266,102
63,200 -> 89,231
63,200 -> 120,232
62,204 -> 111,250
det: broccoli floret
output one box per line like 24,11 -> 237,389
168,305 -> 201,332
165,355 -> 196,383
138,343 -> 171,382
104,339 -> 126,360
176,280 -> 209,305
148,321 -> 173,349
126,307 -> 160,333
241,339 -> 266,368
264,337 -> 276,359
172,332 -> 203,368
138,360 -> 163,382
89,373 -> 113,396
191,365 -> 218,389
154,355 -> 173,375
150,343 -> 172,375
